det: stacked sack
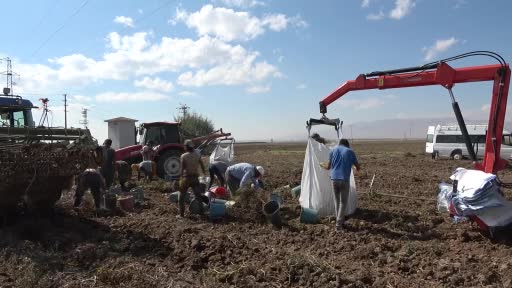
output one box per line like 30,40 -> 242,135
438,168 -> 512,228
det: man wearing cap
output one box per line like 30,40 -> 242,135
177,139 -> 206,217
225,163 -> 264,195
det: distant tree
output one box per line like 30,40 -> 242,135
174,112 -> 215,139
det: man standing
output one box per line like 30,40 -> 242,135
321,139 -> 360,232
225,163 -> 264,195
208,160 -> 229,189
101,139 -> 116,189
178,139 -> 206,217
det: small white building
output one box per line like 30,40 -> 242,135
104,117 -> 138,149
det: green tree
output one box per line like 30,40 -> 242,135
174,112 -> 215,139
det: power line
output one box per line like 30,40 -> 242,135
30,0 -> 61,36
29,0 -> 90,59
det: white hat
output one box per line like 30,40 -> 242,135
256,166 -> 264,176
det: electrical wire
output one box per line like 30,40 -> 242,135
29,0 -> 90,59
30,0 -> 61,36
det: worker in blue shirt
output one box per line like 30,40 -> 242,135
321,139 -> 360,232
225,163 -> 264,195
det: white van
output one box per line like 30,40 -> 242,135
425,124 -> 512,160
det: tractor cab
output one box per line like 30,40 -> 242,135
0,95 -> 37,128
138,122 -> 181,146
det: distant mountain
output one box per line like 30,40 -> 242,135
345,118 -> 512,139
273,117 -> 512,142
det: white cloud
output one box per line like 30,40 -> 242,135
423,37 -> 459,61
134,77 -> 174,92
296,83 -> 307,89
367,11 -> 385,20
246,85 -> 270,93
114,16 -> 134,28
177,53 -> 282,87
173,5 -> 307,41
215,0 -> 265,8
95,91 -> 169,102
339,97 -> 388,110
361,0 -> 371,8
14,32 -> 281,92
389,0 -> 415,19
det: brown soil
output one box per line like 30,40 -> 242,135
2,140 -> 512,287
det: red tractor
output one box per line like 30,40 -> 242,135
115,121 -> 230,179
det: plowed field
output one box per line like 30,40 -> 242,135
2,140 -> 512,288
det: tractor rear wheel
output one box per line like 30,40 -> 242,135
157,150 -> 182,179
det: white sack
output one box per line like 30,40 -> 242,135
299,138 -> 357,217
210,140 -> 235,164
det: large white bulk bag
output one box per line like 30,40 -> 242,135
210,139 -> 235,164
299,138 -> 357,217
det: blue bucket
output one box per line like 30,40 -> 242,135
291,185 -> 301,199
300,207 -> 319,224
209,201 -> 226,219
211,198 -> 227,205
263,201 -> 281,227
270,193 -> 283,206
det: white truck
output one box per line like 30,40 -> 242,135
426,124 -> 512,160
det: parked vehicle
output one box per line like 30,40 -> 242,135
425,124 -> 512,160
114,122 -> 230,179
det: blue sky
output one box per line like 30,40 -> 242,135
1,0 -> 511,141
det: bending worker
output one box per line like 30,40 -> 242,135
208,160 -> 229,189
225,163 -> 264,195
138,141 -> 156,181
178,139 -> 206,217
74,146 -> 106,210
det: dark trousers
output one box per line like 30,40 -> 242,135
178,175 -> 202,216
208,165 -> 226,189
101,167 -> 114,189
75,171 -> 105,209
225,171 -> 240,197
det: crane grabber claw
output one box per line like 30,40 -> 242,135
306,115 -> 343,138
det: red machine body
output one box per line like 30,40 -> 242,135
320,62 -> 511,174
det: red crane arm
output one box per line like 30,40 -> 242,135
319,62 -> 511,174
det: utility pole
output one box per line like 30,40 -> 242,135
79,108 -> 89,129
0,57 -> 19,96
63,94 -> 68,134
177,103 -> 190,118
